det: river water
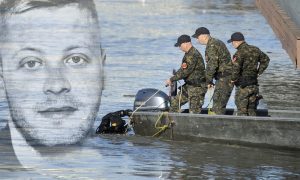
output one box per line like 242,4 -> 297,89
1,0 -> 300,179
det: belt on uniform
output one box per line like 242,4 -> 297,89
216,71 -> 231,78
236,76 -> 258,88
185,78 -> 206,86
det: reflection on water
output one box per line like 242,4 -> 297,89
1,0 -> 300,179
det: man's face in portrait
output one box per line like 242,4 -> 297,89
1,4 -> 103,146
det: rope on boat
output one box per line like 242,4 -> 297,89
152,112 -> 174,138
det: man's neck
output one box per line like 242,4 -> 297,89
206,36 -> 212,45
185,45 -> 193,53
236,41 -> 246,49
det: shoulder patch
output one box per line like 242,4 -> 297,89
232,55 -> 237,62
181,63 -> 187,69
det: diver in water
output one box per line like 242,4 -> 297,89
96,109 -> 133,134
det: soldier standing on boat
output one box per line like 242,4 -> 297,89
165,35 -> 206,114
228,32 -> 270,116
192,27 -> 234,115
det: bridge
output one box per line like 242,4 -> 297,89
256,0 -> 300,69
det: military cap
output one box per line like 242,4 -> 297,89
192,27 -> 210,38
227,32 -> 245,43
174,34 -> 191,47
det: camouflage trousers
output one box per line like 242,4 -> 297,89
211,76 -> 234,115
170,84 -> 207,114
235,85 -> 259,116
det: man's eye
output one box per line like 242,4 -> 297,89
65,55 -> 88,66
20,57 -> 43,70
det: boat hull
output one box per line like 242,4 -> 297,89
131,110 -> 300,150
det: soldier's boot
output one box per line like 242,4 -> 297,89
189,108 -> 201,114
208,108 -> 216,115
212,107 -> 226,115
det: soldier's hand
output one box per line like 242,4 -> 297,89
230,80 -> 236,84
207,84 -> 214,89
124,109 -> 133,116
165,79 -> 172,87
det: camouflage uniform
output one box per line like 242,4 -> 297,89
231,42 -> 270,116
205,37 -> 234,115
170,46 -> 206,113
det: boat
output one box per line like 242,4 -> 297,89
130,88 -> 300,150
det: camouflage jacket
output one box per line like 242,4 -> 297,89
205,37 -> 232,84
231,42 -> 270,85
170,46 -> 206,86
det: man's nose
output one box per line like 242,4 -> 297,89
43,69 -> 71,95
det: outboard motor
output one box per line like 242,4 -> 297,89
133,88 -> 169,111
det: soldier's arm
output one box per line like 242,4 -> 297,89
170,55 -> 196,82
206,46 -> 219,84
257,51 -> 270,75
231,53 -> 243,82
100,110 -> 126,118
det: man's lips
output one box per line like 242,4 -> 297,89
37,106 -> 78,118
38,106 -> 78,113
